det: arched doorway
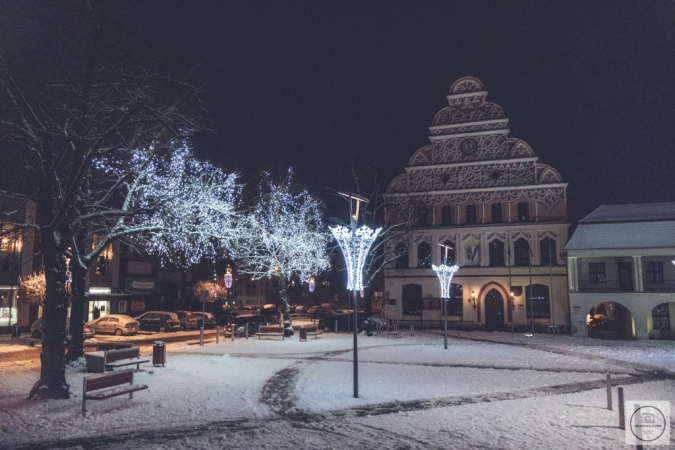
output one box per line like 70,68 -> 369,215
587,302 -> 636,340
484,289 -> 504,331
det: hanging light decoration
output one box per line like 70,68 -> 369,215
308,277 -> 315,293
359,285 -> 365,298
224,265 -> 233,289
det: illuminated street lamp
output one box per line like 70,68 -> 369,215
432,243 -> 459,350
330,191 -> 381,399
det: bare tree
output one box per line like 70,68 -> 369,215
236,170 -> 330,337
66,145 -> 242,361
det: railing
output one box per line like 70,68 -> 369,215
643,281 -> 675,293
577,279 -> 675,293
577,280 -> 623,293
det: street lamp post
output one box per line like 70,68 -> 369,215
432,243 -> 459,350
224,265 -> 233,324
330,192 -> 381,399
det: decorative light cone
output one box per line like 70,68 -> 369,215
433,263 -> 459,350
329,225 -> 381,291
432,264 -> 459,298
309,277 -> 315,292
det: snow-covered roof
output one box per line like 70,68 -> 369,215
566,202 -> 675,251
580,202 -> 675,223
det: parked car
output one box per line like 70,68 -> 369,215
227,314 -> 268,337
309,307 -> 334,320
86,314 -> 140,336
174,311 -> 199,331
135,311 -> 181,332
293,305 -> 307,314
260,305 -> 279,324
319,310 -> 363,333
30,317 -> 96,340
192,311 -> 217,329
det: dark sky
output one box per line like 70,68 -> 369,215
4,1 -> 675,224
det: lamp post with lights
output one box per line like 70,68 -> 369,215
432,243 -> 459,350
224,265 -> 233,324
330,192 -> 381,399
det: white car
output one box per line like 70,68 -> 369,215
86,314 -> 140,336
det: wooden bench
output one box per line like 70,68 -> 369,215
257,325 -> 284,340
305,325 -> 322,339
85,348 -> 149,373
387,324 -> 402,339
82,369 -> 148,414
96,342 -> 133,351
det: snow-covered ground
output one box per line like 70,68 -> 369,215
1,330 -> 674,449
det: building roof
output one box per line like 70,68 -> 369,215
580,202 -> 675,223
566,203 -> 675,251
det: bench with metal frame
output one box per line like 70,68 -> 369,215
81,369 -> 148,414
96,342 -> 133,351
85,347 -> 150,373
305,325 -> 322,339
257,325 -> 284,340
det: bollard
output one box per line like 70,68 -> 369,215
200,327 -> 205,346
618,387 -> 625,430
411,325 -> 414,336
606,374 -> 612,411
245,323 -> 249,339
335,320 -> 338,333
216,326 -> 220,344
376,322 -> 380,336
232,324 -> 235,341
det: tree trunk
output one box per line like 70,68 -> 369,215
279,275 -> 294,337
31,229 -> 71,399
67,261 -> 87,362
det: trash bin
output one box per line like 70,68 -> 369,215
153,341 -> 166,367
299,326 -> 307,342
11,323 -> 20,339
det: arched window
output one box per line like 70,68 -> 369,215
417,242 -> 432,268
402,284 -> 423,315
526,284 -> 550,318
441,239 -> 455,265
517,202 -> 529,222
441,206 -> 452,225
448,283 -> 463,316
489,240 -> 505,266
514,238 -> 531,266
539,238 -> 556,266
466,204 -> 477,224
394,243 -> 408,269
491,203 -> 502,223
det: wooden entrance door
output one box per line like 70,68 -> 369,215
485,289 -> 504,331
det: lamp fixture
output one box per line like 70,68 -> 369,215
468,290 -> 477,310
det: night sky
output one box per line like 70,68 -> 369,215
3,1 -> 675,225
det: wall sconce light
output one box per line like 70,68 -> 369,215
510,291 -> 516,310
468,290 -> 477,310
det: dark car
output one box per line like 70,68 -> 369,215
309,307 -> 334,320
260,305 -> 279,325
227,314 -> 268,337
588,317 -> 621,339
135,311 -> 181,332
192,312 -> 217,329
319,310 -> 363,333
174,311 -> 199,330
31,317 -> 95,340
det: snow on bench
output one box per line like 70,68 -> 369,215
85,347 -> 149,373
257,326 -> 284,340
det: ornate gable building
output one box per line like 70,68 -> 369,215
384,77 -> 570,332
